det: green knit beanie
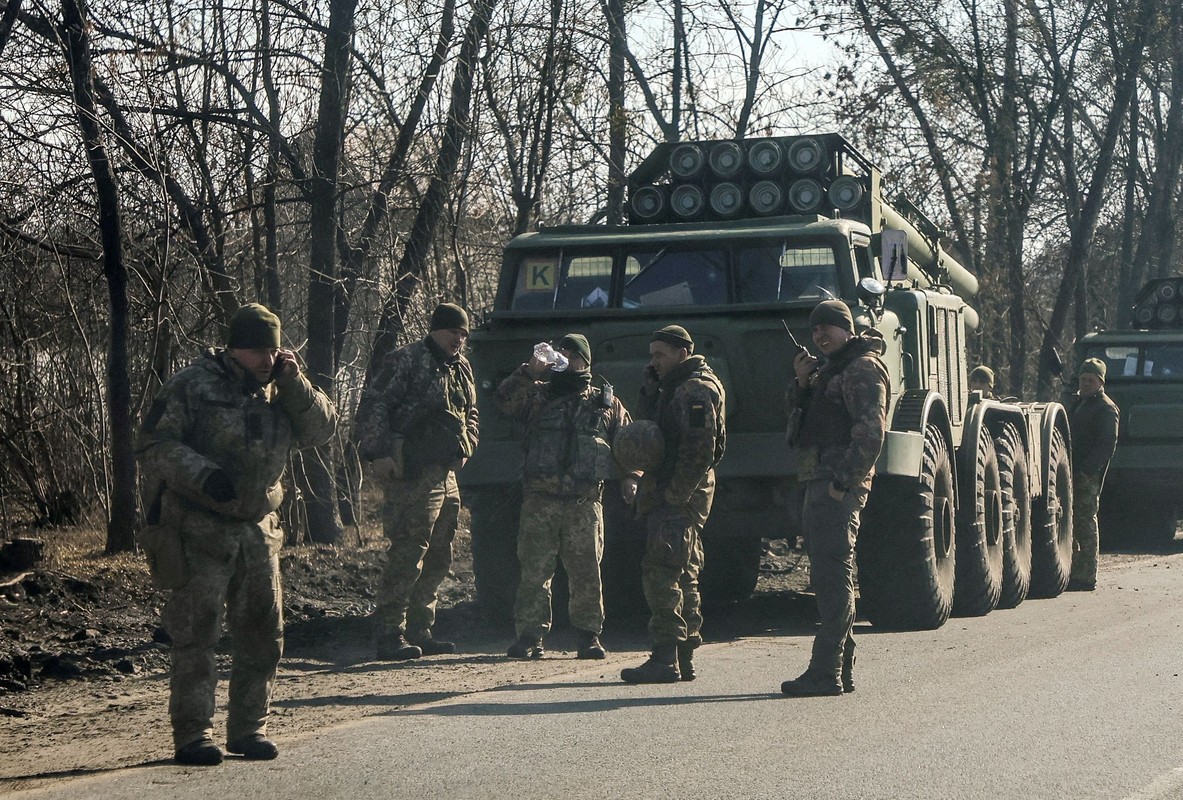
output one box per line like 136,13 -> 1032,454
808,300 -> 854,333
650,324 -> 695,353
1081,357 -> 1106,382
227,303 -> 282,349
555,333 -> 593,366
430,302 -> 470,332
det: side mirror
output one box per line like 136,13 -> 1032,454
1042,347 -> 1063,377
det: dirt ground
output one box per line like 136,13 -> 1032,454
0,517 -> 812,792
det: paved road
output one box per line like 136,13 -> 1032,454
9,553 -> 1183,800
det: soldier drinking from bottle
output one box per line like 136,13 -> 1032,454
495,333 -> 636,660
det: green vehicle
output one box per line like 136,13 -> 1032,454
463,133 -> 1074,629
1075,278 -> 1183,544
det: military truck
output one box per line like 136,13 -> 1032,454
462,133 -> 1074,629
1074,277 -> 1183,544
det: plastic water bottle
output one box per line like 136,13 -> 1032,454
533,342 -> 569,372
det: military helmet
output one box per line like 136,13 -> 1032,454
613,420 -> 665,472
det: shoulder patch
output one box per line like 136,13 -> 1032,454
689,401 -> 707,428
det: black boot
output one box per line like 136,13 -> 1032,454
507,635 -> 544,659
841,639 -> 856,693
676,638 -> 699,681
409,632 -> 456,656
621,644 -> 680,684
227,733 -> 279,760
175,736 -> 224,766
576,630 -> 607,659
376,631 -> 422,661
781,666 -> 842,697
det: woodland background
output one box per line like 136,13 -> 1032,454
0,0 -> 1178,548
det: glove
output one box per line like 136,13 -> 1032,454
202,470 -> 237,503
369,456 -> 400,484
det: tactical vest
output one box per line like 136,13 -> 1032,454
523,388 -> 617,493
798,340 -> 884,449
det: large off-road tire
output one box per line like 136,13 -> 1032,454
1030,427 -> 1073,598
700,535 -> 762,608
857,423 -> 956,630
952,427 -> 1003,617
995,423 -> 1032,609
468,484 -> 523,623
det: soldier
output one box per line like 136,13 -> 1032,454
621,325 -> 726,684
969,365 -> 996,398
355,302 -> 479,660
495,333 -> 637,660
1067,357 -> 1119,591
136,303 -> 338,765
781,299 -> 889,697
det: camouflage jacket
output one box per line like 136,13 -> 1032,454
637,354 -> 726,511
136,348 -> 338,523
1070,389 -> 1119,477
786,333 -> 889,491
354,336 -> 479,467
496,366 -> 633,498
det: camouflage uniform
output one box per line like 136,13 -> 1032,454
787,333 -> 889,678
1068,388 -> 1119,586
636,355 -> 726,647
355,336 -> 479,641
136,349 -> 337,749
495,366 -> 632,639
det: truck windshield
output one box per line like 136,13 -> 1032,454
508,241 -> 841,311
1083,343 -> 1183,379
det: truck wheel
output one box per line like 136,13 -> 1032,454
857,423 -> 955,630
953,427 -> 1003,616
995,423 -> 1032,609
1030,427 -> 1073,598
468,484 -> 523,623
700,535 -> 762,608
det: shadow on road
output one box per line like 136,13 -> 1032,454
394,691 -> 780,717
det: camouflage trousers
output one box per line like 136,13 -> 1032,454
641,472 -> 714,646
161,511 -> 284,749
801,479 -> 867,672
515,492 -> 605,638
377,465 -> 460,638
1071,471 -> 1103,584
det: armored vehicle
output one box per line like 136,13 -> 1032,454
463,133 -> 1074,629
1074,278 -> 1183,544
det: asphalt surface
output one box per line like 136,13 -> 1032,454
8,552 -> 1183,800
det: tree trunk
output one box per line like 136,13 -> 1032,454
61,0 -> 136,553
301,0 -> 357,544
605,0 -> 626,224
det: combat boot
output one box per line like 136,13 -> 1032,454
507,635 -> 545,659
227,733 -> 279,760
841,639 -> 856,693
408,631 -> 456,656
376,631 -> 422,661
676,637 -> 699,681
780,666 -> 843,697
576,630 -> 607,660
175,736 -> 224,766
621,644 -> 680,684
